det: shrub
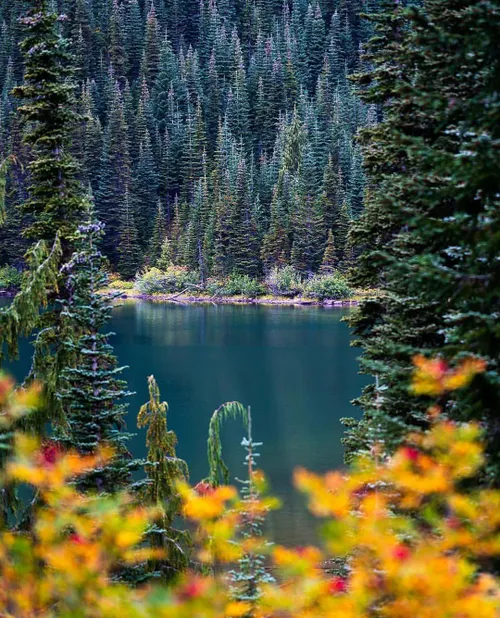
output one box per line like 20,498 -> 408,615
207,274 -> 266,298
264,266 -> 303,297
0,358 -> 494,617
135,266 -> 199,295
303,273 -> 351,301
108,280 -> 134,290
0,265 -> 23,291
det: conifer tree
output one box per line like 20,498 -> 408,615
97,82 -> 131,264
137,375 -> 190,580
58,213 -> 136,493
0,0 -> 84,418
336,200 -> 352,267
291,191 -> 325,276
118,189 -> 141,280
229,406 -> 275,607
11,0 -> 82,254
125,0 -> 144,83
320,228 -> 338,274
157,236 -> 173,270
141,3 -> 161,88
130,132 -> 159,248
109,0 -> 128,87
345,0 -> 500,479
321,154 -> 343,232
148,201 -> 167,265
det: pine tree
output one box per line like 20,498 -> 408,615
97,82 -> 131,265
345,0 -> 500,479
137,375 -> 190,580
320,228 -> 338,274
117,189 -> 141,280
229,406 -> 275,607
58,213 -> 136,493
1,0 -> 85,420
148,201 -> 167,265
11,0 -> 83,254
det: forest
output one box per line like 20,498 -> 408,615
0,0 -> 370,288
0,0 -> 499,616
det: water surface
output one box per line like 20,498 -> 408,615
4,300 -> 369,545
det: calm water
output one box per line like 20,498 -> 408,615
3,300 -> 368,545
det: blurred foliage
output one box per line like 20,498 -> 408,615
0,358 -> 498,617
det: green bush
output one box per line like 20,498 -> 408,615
303,273 -> 351,301
264,266 -> 303,297
0,265 -> 23,291
206,274 -> 266,298
135,267 -> 199,295
108,280 -> 134,290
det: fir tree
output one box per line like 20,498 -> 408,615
58,213 -> 136,493
157,236 -> 173,270
320,228 -> 338,274
345,0 -> 500,480
97,82 -> 131,265
1,0 -> 85,420
117,189 -> 141,280
291,191 -> 325,276
229,406 -> 275,607
137,375 -> 190,580
148,201 -> 167,265
141,3 -> 161,88
11,0 -> 83,254
109,0 -> 128,86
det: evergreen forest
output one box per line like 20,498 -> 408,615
0,0 -> 372,281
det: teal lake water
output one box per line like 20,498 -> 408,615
3,300 -> 368,545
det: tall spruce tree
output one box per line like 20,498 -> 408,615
58,212 -> 136,493
344,0 -> 500,482
118,189 -> 141,280
0,0 -> 84,420
11,0 -> 82,253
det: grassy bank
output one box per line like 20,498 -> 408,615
2,264 -> 378,306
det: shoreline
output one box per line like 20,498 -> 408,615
1,288 -> 363,307
106,291 -> 361,307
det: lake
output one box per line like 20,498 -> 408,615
3,300 -> 369,545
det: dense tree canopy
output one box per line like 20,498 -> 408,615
0,0 -> 376,279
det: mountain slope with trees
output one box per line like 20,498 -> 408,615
0,0 -> 376,280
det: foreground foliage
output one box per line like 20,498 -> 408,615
0,359 -> 498,617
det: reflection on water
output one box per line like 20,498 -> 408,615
3,299 -> 369,545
